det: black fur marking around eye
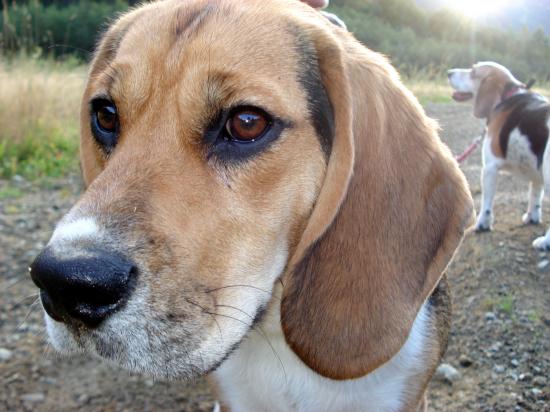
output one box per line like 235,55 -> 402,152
293,28 -> 335,159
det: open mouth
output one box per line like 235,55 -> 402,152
452,91 -> 474,102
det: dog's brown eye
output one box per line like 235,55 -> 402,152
91,98 -> 119,151
226,109 -> 269,142
97,103 -> 117,132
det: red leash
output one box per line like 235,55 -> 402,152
454,132 -> 484,164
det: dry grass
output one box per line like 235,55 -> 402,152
404,79 -> 453,105
0,56 -> 85,179
0,56 -> 85,142
0,56 -> 548,181
405,79 -> 550,106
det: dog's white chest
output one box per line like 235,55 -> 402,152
213,300 -> 432,412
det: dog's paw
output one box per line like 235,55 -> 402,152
475,211 -> 492,233
523,212 -> 541,225
474,223 -> 492,233
532,236 -> 550,251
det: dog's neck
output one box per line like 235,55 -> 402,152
502,82 -> 527,101
211,284 -> 434,412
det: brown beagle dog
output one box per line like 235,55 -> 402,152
448,62 -> 550,239
30,1 -> 473,410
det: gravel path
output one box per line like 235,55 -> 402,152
0,103 -> 548,411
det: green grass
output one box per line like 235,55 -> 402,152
527,310 -> 541,323
0,56 -> 547,183
0,55 -> 83,181
0,124 -> 79,180
481,294 -> 515,316
498,295 -> 514,315
0,186 -> 24,199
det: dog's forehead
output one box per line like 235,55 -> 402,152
91,0 -> 320,121
473,62 -> 511,78
114,1 -> 303,75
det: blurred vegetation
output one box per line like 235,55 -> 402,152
1,0 -> 130,60
1,0 -> 549,80
329,0 -> 550,83
0,56 -> 83,179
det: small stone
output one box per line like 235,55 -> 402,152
489,341 -> 502,352
77,394 -> 90,405
435,363 -> 462,384
485,311 -> 496,321
0,348 -> 13,361
537,259 -> 549,270
519,373 -> 533,382
459,354 -> 473,367
531,388 -> 543,397
532,376 -> 546,387
11,175 -> 25,184
21,393 -> 45,403
493,364 -> 505,374
510,359 -> 519,367
40,377 -> 57,385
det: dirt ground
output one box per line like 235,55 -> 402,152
0,103 -> 548,411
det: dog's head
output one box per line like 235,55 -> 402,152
448,61 -> 524,119
30,0 -> 473,380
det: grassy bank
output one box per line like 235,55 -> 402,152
0,56 -> 548,192
0,56 -> 84,181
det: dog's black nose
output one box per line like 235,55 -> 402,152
447,70 -> 453,79
30,249 -> 137,327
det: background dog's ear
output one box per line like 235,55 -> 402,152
281,23 -> 474,380
474,75 -> 502,118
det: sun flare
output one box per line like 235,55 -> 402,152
449,0 -> 512,18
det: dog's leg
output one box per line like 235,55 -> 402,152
523,177 -> 544,225
475,163 -> 499,232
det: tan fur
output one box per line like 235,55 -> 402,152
472,63 -> 522,120
281,13 -> 473,383
474,74 -> 504,119
74,0 -> 473,409
488,109 -> 511,158
80,0 -> 326,326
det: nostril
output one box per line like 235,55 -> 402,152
39,290 -> 64,323
30,248 -> 137,327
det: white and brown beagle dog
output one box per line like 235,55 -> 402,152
448,62 -> 550,242
29,1 -> 473,411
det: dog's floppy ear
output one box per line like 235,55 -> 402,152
281,23 -> 474,380
474,75 -> 502,119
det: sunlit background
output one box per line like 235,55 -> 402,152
446,0 -> 514,18
417,0 -> 550,31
